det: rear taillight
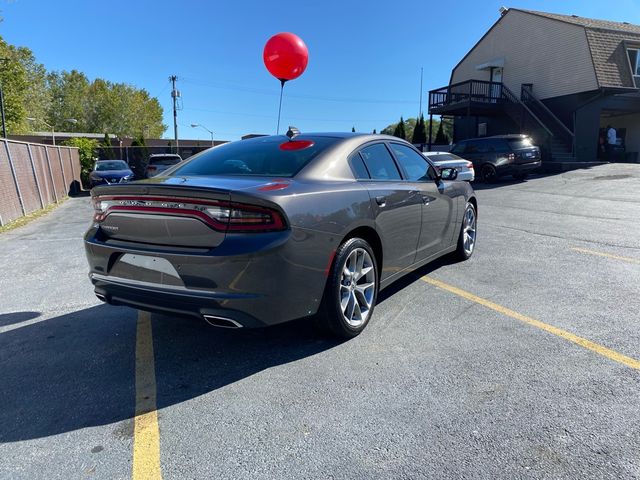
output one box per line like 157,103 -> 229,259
466,161 -> 474,170
147,165 -> 157,171
92,195 -> 286,233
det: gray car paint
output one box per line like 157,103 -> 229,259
84,133 -> 475,327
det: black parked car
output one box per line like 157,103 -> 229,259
450,135 -> 541,182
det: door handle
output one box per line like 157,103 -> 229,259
375,196 -> 386,207
422,195 -> 435,205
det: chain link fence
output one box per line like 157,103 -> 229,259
96,145 -> 214,179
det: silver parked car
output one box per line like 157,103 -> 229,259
85,132 -> 477,338
144,153 -> 183,178
423,152 -> 475,182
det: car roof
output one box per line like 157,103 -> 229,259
149,153 -> 181,157
96,159 -> 126,162
457,134 -> 529,142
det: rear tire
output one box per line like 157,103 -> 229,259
316,238 -> 378,338
481,164 -> 497,183
455,202 -> 477,261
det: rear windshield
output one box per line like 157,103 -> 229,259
426,153 -> 461,161
508,138 -> 534,149
149,156 -> 181,166
96,161 -> 128,171
170,137 -> 336,177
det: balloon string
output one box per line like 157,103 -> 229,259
277,80 -> 285,135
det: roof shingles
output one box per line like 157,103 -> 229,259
513,8 -> 640,88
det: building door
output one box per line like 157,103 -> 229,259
490,68 -> 503,102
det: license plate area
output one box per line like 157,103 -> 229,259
108,254 -> 184,287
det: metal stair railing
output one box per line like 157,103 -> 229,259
520,85 -> 575,154
500,85 -> 554,137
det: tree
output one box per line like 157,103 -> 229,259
0,36 -> 35,134
412,114 -> 427,144
392,116 -> 406,139
129,135 -> 149,178
434,121 -> 450,145
382,117 -> 417,141
101,133 -> 117,159
382,116 -> 452,145
62,137 -> 98,187
46,70 -> 89,132
0,35 -> 166,138
372,129 -> 377,134
351,126 -> 355,132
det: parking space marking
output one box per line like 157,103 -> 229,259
133,311 -> 162,480
570,247 -> 640,264
421,276 -> 640,371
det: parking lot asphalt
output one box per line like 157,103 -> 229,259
1,163 -> 639,480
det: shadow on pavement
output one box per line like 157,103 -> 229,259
0,304 -> 342,442
378,254 -> 458,304
0,311 -> 41,327
0,251 -> 461,443
469,174 -> 552,190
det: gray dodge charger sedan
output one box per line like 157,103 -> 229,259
85,132 -> 477,337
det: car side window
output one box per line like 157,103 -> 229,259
464,142 -> 480,154
485,139 -> 509,153
389,143 -> 430,181
359,144 -> 402,180
450,142 -> 465,154
350,153 -> 370,179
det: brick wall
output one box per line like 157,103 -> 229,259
0,139 -> 81,226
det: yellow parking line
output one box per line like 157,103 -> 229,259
421,276 -> 640,371
133,311 -> 162,480
571,247 -> 640,264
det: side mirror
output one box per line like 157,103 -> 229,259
439,167 -> 458,181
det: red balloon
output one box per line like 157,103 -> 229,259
263,32 -> 309,82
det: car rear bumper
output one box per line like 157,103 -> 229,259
498,160 -> 541,175
84,226 -> 336,327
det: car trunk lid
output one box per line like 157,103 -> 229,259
91,176 -> 288,248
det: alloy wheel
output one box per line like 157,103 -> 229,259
462,206 -> 477,256
339,247 -> 376,327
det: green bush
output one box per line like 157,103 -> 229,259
62,137 -> 98,188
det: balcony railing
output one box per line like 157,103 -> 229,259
429,79 -> 504,111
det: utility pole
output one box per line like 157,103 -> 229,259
0,58 -> 9,138
170,75 -> 179,152
0,83 -> 6,138
418,67 -> 424,119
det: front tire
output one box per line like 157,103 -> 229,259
317,238 -> 378,338
455,202 -> 477,261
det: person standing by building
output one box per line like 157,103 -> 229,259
606,125 -> 617,162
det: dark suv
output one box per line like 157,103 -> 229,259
450,135 -> 541,182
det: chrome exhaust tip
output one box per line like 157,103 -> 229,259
95,293 -> 108,302
203,315 -> 243,329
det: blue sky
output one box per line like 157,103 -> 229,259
1,0 -> 639,140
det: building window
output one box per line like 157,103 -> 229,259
628,48 -> 640,87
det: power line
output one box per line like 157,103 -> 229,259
180,77 -> 417,105
182,106 -> 390,124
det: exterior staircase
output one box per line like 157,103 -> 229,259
428,80 -> 606,171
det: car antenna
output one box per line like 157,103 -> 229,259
286,126 -> 300,141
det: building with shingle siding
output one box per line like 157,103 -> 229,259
428,8 -> 640,165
